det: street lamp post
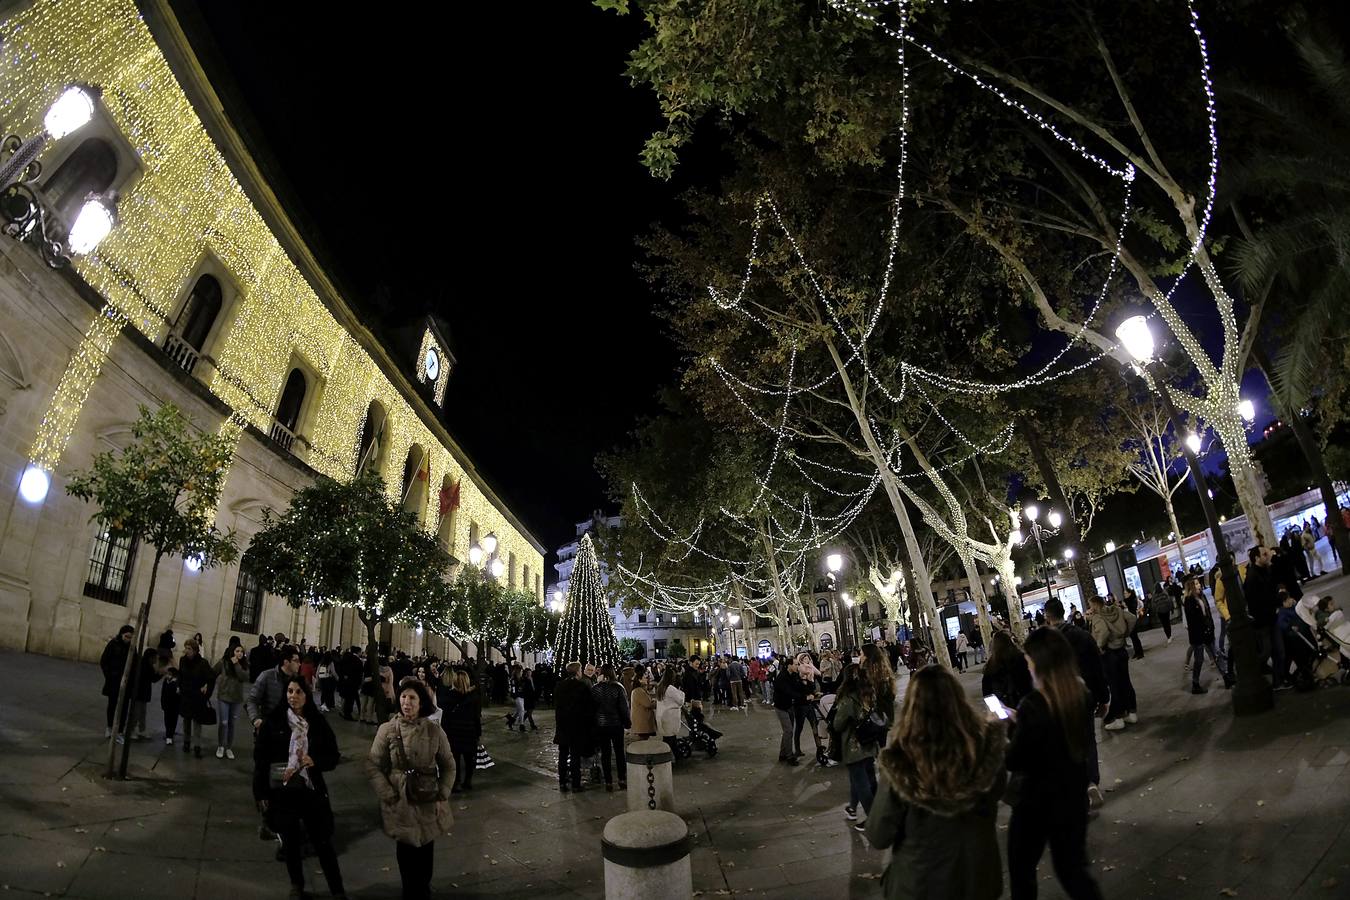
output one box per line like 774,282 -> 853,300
1115,315 -> 1272,715
842,593 -> 857,654
0,85 -> 118,267
1014,505 -> 1063,604
826,552 -> 846,652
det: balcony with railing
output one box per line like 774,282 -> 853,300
269,419 -> 297,452
162,331 -> 200,375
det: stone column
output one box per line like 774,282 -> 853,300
624,738 -> 674,812
601,809 -> 691,900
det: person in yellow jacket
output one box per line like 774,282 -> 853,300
1210,559 -> 1248,681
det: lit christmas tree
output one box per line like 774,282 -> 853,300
554,532 -> 620,669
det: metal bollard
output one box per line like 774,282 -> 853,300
625,738 -> 675,812
602,809 -> 691,900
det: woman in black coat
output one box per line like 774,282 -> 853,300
253,676 -> 347,899
176,639 -> 215,756
980,631 -> 1032,712
437,669 -> 482,791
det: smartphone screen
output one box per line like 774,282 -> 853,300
983,694 -> 1009,719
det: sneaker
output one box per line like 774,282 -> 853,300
1274,682 -> 1294,692
215,747 -> 225,759
105,726 -> 112,738
822,758 -> 839,768
1183,663 -> 1190,671
844,806 -> 858,821
225,749 -> 235,760
1167,636 -> 1173,645
165,737 -> 174,746
1191,685 -> 1208,695
1124,712 -> 1138,725
853,821 -> 867,833
115,734 -> 125,745
1087,784 -> 1104,809
1104,719 -> 1126,732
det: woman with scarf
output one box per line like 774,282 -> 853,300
368,677 -> 454,900
252,676 -> 347,900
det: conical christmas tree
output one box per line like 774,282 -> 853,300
554,532 -> 620,669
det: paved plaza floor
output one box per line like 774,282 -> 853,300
1,583 -> 1349,898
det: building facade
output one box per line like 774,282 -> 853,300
0,0 -> 544,663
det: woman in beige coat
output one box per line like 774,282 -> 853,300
367,678 -> 454,900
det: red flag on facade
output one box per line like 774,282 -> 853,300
439,477 -> 461,517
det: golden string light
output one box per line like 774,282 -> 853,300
4,0 -> 541,587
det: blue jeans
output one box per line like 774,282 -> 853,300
216,699 -> 238,750
847,757 -> 878,815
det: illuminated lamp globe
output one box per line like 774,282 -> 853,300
1105,541 -> 1117,553
480,532 -> 498,556
1238,399 -> 1256,422
1064,548 -> 1076,560
1025,504 -> 1039,522
67,197 -> 115,254
1186,432 -> 1203,454
842,593 -> 853,608
489,557 -> 505,579
184,554 -> 202,572
1013,576 -> 1023,586
468,544 -> 483,566
826,553 -> 843,573
729,614 -> 740,626
18,464 -> 50,504
1048,511 -> 1062,529
1115,315 -> 1155,364
1009,529 -> 1024,545
44,86 -> 96,139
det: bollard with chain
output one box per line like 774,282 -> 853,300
625,738 -> 675,813
647,759 -> 657,810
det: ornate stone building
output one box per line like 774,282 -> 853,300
0,0 -> 544,662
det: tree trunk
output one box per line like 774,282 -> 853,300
1208,412 -> 1277,550
361,616 -> 389,723
1252,348 -> 1350,574
1024,422 -> 1095,596
1161,490 -> 1186,573
957,550 -> 994,651
107,552 -> 160,779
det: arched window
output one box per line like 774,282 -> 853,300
435,474 -> 457,549
44,137 -> 118,222
355,401 -> 387,477
401,445 -> 428,522
816,600 -> 829,622
177,274 -> 223,351
275,368 -> 307,431
231,551 -> 263,633
83,528 -> 137,606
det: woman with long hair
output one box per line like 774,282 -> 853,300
831,663 -> 884,829
1006,628 -> 1103,900
654,664 -> 685,756
863,666 -> 1006,899
981,630 -> 1032,712
437,669 -> 481,792
253,676 -> 347,899
860,643 -> 897,719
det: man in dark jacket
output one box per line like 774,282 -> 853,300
681,657 -> 706,712
101,625 -> 134,737
591,664 -> 631,790
1244,545 -> 1286,687
772,658 -> 806,765
248,635 -> 273,678
553,663 -> 594,792
246,645 -> 301,731
337,647 -> 363,720
1122,588 -> 1145,659
1043,598 -> 1108,808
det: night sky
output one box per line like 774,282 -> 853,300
189,2 -> 685,560
185,2 -> 1292,568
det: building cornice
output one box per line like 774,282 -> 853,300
135,0 -> 543,555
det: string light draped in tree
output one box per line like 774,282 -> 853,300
554,533 -> 619,669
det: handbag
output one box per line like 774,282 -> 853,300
198,704 -> 217,726
854,708 -> 888,746
393,724 -> 440,804
268,762 -> 290,789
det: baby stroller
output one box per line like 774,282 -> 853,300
676,705 -> 721,758
1320,610 -> 1350,685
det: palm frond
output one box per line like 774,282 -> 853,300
1267,269 -> 1347,410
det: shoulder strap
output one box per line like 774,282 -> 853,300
391,723 -> 413,773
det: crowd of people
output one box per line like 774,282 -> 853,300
94,543 -> 1344,899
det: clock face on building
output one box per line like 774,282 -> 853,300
424,347 -> 440,381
